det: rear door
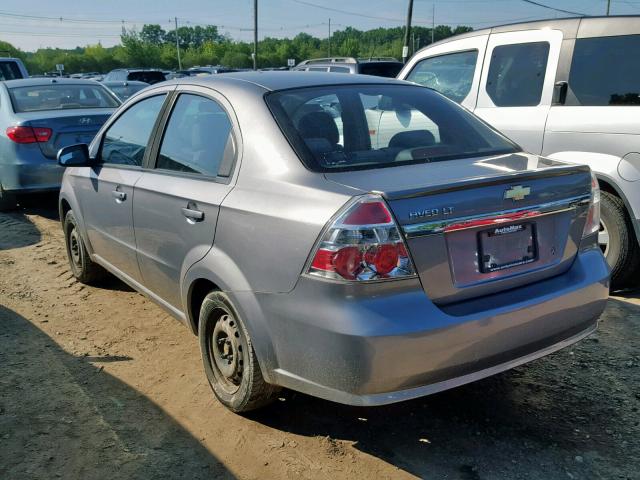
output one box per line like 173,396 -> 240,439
132,86 -> 238,308
474,29 -> 563,154
75,91 -> 169,282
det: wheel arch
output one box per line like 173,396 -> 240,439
594,172 -> 640,247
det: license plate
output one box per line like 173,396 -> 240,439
479,223 -> 537,273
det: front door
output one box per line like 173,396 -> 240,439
133,88 -> 238,308
76,93 -> 167,282
474,29 -> 563,154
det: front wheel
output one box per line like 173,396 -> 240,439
199,291 -> 279,412
599,191 -> 640,290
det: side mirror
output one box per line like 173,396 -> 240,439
552,81 -> 568,105
58,143 -> 91,167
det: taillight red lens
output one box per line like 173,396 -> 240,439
308,194 -> 416,281
33,127 -> 52,142
343,201 -> 392,225
6,126 -> 52,144
333,246 -> 363,280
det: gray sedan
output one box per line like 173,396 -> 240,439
57,72 -> 609,412
0,78 -> 120,210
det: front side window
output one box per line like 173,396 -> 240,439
100,94 -> 166,167
156,94 -> 234,177
486,42 -> 549,107
266,84 -> 518,172
406,50 -> 478,103
569,34 -> 640,106
8,84 -> 120,113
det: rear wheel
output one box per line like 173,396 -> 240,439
64,210 -> 106,284
599,191 -> 640,290
0,187 -> 17,212
199,291 -> 279,413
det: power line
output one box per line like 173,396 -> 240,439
519,0 -> 588,16
288,0 -> 432,24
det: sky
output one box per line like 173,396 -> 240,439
1,0 -> 639,52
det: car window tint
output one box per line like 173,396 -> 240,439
309,67 -> 329,72
406,50 -> 478,103
569,34 -> 640,106
0,61 -> 23,81
100,94 -> 166,167
486,42 -> 549,107
330,66 -> 350,73
266,84 -> 517,172
358,62 -> 403,78
156,94 -> 234,177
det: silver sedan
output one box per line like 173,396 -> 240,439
57,72 -> 609,412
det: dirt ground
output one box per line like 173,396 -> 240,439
0,199 -> 638,480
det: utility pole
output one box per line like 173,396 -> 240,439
174,17 -> 182,70
431,4 -> 435,44
606,0 -> 611,15
328,18 -> 331,57
402,0 -> 414,63
253,0 -> 258,70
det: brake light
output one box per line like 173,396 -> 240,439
583,171 -> 600,237
6,126 -> 52,144
308,194 -> 416,281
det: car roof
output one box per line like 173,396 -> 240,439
1,77 -> 104,88
170,71 -> 405,92
422,14 -> 640,51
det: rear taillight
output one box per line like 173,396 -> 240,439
308,194 -> 416,281
6,126 -> 52,144
583,171 -> 600,237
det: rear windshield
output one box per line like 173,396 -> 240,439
109,84 -> 147,100
0,61 -> 23,81
265,84 -> 519,172
8,84 -> 120,112
128,71 -> 165,84
359,62 -> 403,78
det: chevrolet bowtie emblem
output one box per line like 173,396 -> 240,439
504,185 -> 531,201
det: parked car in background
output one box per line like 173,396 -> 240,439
0,78 -> 120,210
103,68 -> 166,84
103,80 -> 149,101
188,66 -> 238,75
399,15 -> 640,289
58,72 -> 607,413
0,57 -> 29,80
294,57 -> 403,77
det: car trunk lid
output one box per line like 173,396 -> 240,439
19,110 -> 114,159
324,153 -> 592,304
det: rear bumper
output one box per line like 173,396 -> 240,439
251,248 -> 609,406
0,162 -> 64,193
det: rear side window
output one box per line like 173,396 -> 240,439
8,84 -> 120,112
100,94 -> 166,167
486,42 -> 549,107
569,35 -> 640,106
0,61 -> 23,81
128,71 -> 166,84
156,94 -> 235,177
330,66 -> 350,73
406,50 -> 478,103
358,62 -> 403,78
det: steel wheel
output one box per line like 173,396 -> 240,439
68,227 -> 82,268
208,312 -> 246,395
598,219 -> 610,257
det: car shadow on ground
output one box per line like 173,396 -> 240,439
251,296 -> 639,479
0,213 -> 41,250
0,305 -> 234,480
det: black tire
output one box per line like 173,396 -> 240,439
63,210 -> 107,284
198,291 -> 279,413
0,187 -> 17,212
599,191 -> 640,290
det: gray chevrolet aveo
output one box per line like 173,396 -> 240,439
58,72 -> 609,412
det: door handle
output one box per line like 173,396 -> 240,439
112,190 -> 126,202
181,206 -> 204,222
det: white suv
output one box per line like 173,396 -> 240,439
399,16 -> 640,290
